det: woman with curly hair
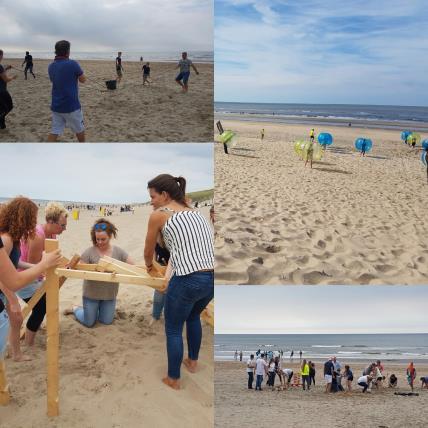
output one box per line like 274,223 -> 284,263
65,218 -> 133,327
0,196 -> 40,361
18,202 -> 68,348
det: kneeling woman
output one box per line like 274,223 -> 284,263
70,219 -> 133,327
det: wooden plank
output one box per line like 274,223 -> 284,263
55,268 -> 166,291
99,256 -> 149,276
0,360 -> 10,405
45,239 -> 59,417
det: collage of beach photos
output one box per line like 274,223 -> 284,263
0,0 -> 427,427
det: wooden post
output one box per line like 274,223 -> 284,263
0,359 -> 10,405
45,239 -> 59,417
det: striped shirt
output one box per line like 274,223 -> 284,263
162,210 -> 214,276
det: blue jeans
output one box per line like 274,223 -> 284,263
0,310 -> 9,357
152,290 -> 165,320
74,297 -> 116,328
256,374 -> 264,390
164,271 -> 213,379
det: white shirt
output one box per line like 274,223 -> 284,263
268,362 -> 275,372
282,368 -> 293,376
358,375 -> 369,384
247,358 -> 256,373
255,358 -> 268,376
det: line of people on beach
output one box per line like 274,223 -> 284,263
0,174 -> 214,400
243,353 -> 426,394
0,44 -> 200,139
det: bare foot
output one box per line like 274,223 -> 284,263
63,305 -> 78,316
12,353 -> 32,362
183,358 -> 197,373
162,376 -> 180,390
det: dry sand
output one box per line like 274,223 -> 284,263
215,120 -> 428,285
215,360 -> 428,428
1,206 -> 213,427
0,59 -> 213,142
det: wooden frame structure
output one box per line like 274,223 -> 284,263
0,238 -> 214,415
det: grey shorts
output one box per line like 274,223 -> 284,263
51,109 -> 85,135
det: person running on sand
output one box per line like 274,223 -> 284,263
175,52 -> 199,93
65,219 -> 133,327
19,202 -> 68,347
116,52 -> 124,81
142,62 -> 150,85
144,174 -> 214,391
344,365 -> 354,391
47,40 -> 86,142
246,354 -> 256,389
22,51 -> 36,80
407,362 -> 416,392
0,49 -> 17,130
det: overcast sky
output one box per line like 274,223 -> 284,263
215,286 -> 428,334
0,144 -> 213,203
215,0 -> 428,106
0,0 -> 213,52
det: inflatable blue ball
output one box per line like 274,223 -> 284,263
401,130 -> 412,142
355,138 -> 373,152
317,132 -> 333,146
422,139 -> 428,151
422,151 -> 428,166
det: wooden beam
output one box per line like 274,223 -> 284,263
45,239 -> 59,417
99,256 -> 149,277
0,360 -> 10,405
55,268 -> 166,291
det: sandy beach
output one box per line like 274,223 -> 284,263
0,59 -> 213,142
214,119 -> 428,285
1,205 -> 213,427
215,360 -> 428,428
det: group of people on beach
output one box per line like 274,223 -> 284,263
0,174 -> 214,397
243,352 -> 426,395
0,44 -> 200,139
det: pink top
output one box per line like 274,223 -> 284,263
20,225 -> 56,276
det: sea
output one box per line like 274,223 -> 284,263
215,334 -> 428,363
215,102 -> 428,131
7,51 -> 213,63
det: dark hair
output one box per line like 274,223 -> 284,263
0,50 -> 3,56
55,40 -> 70,56
250,354 -> 254,358
147,174 -> 189,206
26,51 -> 29,55
90,218 -> 118,245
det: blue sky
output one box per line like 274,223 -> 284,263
215,286 -> 428,334
215,0 -> 428,106
0,144 -> 213,203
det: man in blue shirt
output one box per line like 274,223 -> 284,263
324,357 -> 334,393
47,40 -> 86,142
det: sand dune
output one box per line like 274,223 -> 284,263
215,360 -> 428,428
0,59 -> 213,142
2,206 -> 213,427
215,120 -> 428,285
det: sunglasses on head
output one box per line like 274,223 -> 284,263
94,223 -> 108,231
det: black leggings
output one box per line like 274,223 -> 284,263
0,90 -> 13,117
23,294 -> 46,332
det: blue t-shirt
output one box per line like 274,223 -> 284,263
48,58 -> 83,113
324,360 -> 334,376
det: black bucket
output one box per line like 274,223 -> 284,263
105,80 -> 117,90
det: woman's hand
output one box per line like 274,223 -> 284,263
40,249 -> 62,270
